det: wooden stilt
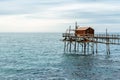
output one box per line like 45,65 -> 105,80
95,38 -> 98,54
69,41 -> 72,52
84,42 -> 86,55
64,41 -> 66,52
92,42 -> 94,54
77,42 -> 79,52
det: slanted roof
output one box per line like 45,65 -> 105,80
76,27 -> 93,30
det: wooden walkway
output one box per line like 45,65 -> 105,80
63,33 -> 120,44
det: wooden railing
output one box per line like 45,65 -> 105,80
94,34 -> 120,39
62,33 -> 94,37
63,33 -> 120,39
62,33 -> 75,37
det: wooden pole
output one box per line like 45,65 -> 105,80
87,42 -> 89,54
69,26 -> 71,52
84,42 -> 86,55
96,38 -> 98,54
82,43 -> 83,53
106,29 -> 110,54
74,22 -> 77,52
64,41 -> 66,52
69,41 -> 72,52
77,42 -> 79,52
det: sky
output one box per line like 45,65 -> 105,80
0,0 -> 120,32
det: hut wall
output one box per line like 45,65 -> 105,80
75,27 -> 94,37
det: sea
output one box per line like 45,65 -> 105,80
0,33 -> 120,80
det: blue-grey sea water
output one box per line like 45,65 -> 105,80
0,33 -> 120,80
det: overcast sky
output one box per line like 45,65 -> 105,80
0,0 -> 120,32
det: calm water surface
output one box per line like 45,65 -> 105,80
0,33 -> 120,80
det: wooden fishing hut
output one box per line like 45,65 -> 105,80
75,27 -> 94,37
62,22 -> 120,55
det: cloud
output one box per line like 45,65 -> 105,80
0,0 -> 57,15
51,2 -> 120,13
48,2 -> 120,24
0,0 -> 120,32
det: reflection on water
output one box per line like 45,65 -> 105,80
61,54 -> 120,80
